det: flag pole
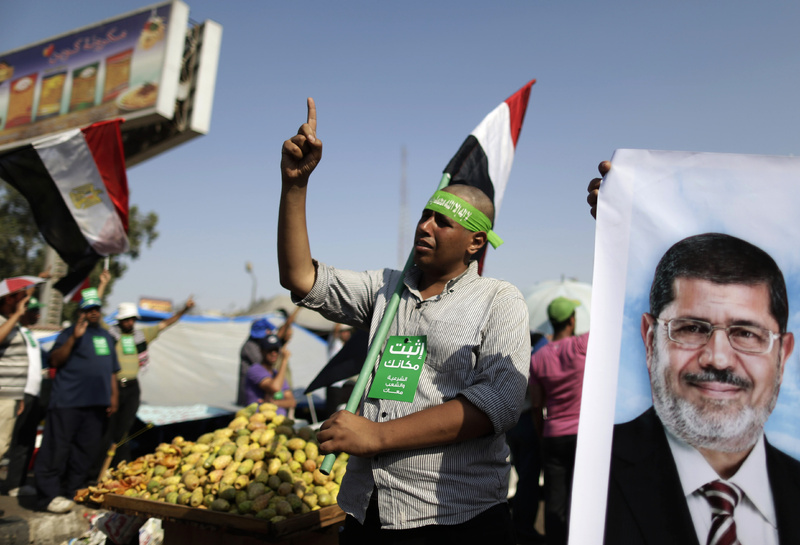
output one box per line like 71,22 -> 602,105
319,173 -> 451,475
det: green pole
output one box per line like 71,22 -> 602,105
319,173 -> 451,475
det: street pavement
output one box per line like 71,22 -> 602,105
0,465 -> 100,545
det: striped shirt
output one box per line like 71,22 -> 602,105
0,315 -> 30,399
298,260 -> 530,529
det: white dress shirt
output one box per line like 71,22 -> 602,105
665,428 -> 778,545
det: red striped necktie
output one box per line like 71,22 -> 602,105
699,480 -> 743,545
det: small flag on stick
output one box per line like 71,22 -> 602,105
0,119 -> 130,297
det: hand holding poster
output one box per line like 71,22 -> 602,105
572,150 -> 800,545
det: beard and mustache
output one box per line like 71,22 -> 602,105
649,338 -> 781,453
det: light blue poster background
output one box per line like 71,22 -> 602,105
609,149 -> 800,461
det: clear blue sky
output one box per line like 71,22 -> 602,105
2,1 -> 799,313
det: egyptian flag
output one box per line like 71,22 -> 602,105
444,79 -> 534,272
0,119 -> 129,297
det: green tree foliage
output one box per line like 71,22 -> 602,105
0,181 -> 159,319
0,183 -> 45,280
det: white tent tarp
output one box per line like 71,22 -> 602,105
139,314 -> 328,408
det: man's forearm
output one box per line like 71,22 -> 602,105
49,337 -> 75,368
258,375 -> 283,395
273,358 -> 289,389
319,396 -> 494,457
159,307 -> 186,331
529,382 -> 545,436
260,361 -> 290,395
277,307 -> 301,340
273,395 -> 296,410
277,183 -> 316,298
0,313 -> 21,344
109,373 -> 119,414
532,407 -> 544,437
378,396 -> 493,452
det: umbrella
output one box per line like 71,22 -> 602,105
0,276 -> 46,298
523,279 -> 592,336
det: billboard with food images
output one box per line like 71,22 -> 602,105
0,1 -> 190,151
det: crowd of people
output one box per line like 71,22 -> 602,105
0,101 -> 796,545
0,275 -> 193,514
0,267 -> 335,517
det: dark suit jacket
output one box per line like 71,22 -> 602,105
604,408 -> 800,545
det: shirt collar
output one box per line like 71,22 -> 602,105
664,426 -> 777,526
405,260 -> 480,297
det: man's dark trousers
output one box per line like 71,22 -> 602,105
91,379 -> 140,476
35,406 -> 107,506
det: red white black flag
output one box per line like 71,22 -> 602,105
0,119 -> 130,297
444,79 -> 535,269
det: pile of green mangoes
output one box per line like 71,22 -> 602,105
77,402 -> 348,523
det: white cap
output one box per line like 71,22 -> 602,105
117,302 -> 140,321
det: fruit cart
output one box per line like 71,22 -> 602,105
104,494 -> 345,544
78,402 -> 350,544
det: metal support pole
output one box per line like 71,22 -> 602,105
39,246 -> 67,327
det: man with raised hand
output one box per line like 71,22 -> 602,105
2,292 -> 48,497
92,269 -> 194,473
0,288 -> 32,461
35,289 -> 119,514
237,307 -> 300,407
278,98 -> 530,543
0,283 -> 42,501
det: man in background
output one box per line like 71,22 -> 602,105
244,334 -> 296,415
529,297 -> 589,545
36,289 -> 119,513
0,286 -> 32,463
92,271 -> 194,474
237,307 -> 300,406
0,280 -> 47,500
327,323 -> 353,360
3,294 -> 48,497
19,297 -> 43,328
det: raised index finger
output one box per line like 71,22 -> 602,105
306,97 -> 317,133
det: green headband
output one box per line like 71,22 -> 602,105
424,190 -> 503,249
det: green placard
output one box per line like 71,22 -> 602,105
368,335 -> 426,403
92,336 -> 110,356
120,335 -> 137,355
81,287 -> 99,300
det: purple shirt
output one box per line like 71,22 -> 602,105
244,363 -> 290,415
529,332 -> 589,437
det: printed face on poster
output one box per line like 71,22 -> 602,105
571,148 -> 800,543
